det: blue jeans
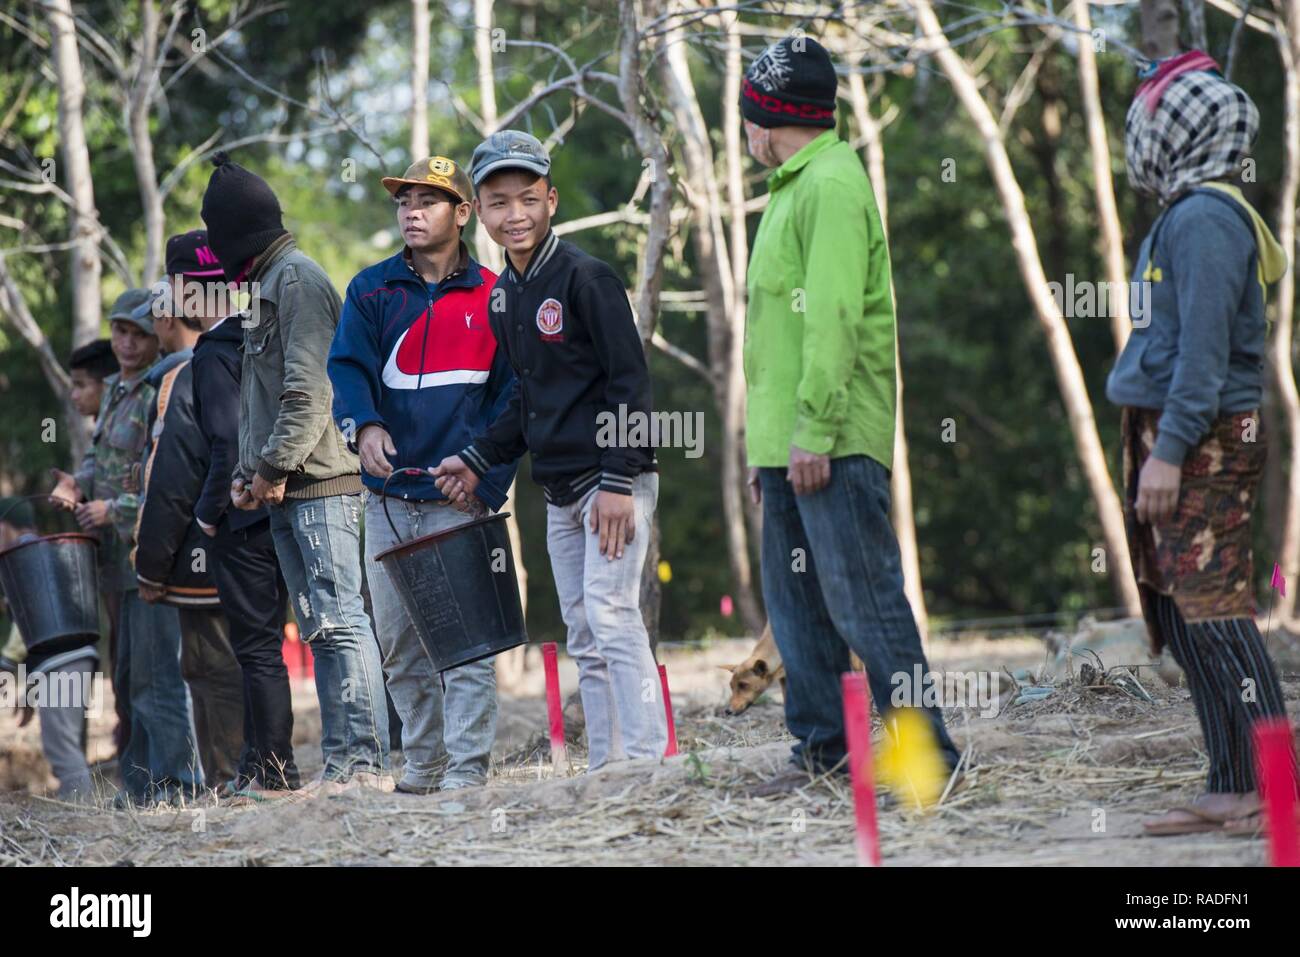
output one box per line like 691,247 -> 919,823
759,455 -> 960,773
364,495 -> 497,789
270,494 -> 389,780
116,590 -> 203,802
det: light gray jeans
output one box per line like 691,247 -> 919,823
37,653 -> 97,802
364,494 -> 498,789
547,472 -> 666,769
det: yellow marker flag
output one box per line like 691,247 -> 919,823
874,708 -> 949,809
657,560 -> 672,584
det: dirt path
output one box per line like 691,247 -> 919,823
2,636 -> 1295,866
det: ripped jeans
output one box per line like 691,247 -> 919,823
269,493 -> 389,780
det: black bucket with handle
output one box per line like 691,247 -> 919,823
0,521 -> 101,657
372,468 -> 527,673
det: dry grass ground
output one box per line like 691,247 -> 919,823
2,635 -> 1297,866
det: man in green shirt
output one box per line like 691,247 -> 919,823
741,37 -> 959,788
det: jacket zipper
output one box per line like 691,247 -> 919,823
406,257 -> 434,393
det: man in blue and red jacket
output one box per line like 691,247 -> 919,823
328,155 -> 516,793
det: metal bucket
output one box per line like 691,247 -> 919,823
372,472 -> 527,673
0,532 -> 100,655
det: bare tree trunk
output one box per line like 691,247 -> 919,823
618,0 -> 672,347
723,11 -> 763,593
45,0 -> 99,461
47,0 -> 102,353
914,0 -> 1142,616
128,0 -> 167,284
496,479 -> 531,690
617,0 -> 674,644
411,0 -> 430,159
1183,0 -> 1208,49
1271,0 -> 1300,627
0,254 -> 73,398
474,0 -> 503,272
1074,0 -> 1131,354
0,254 -> 85,466
836,16 -> 931,646
1140,0 -> 1184,58
850,84 -> 931,646
660,12 -> 763,636
468,0 -> 532,688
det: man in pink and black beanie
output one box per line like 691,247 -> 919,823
201,153 -> 391,796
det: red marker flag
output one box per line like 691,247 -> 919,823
1271,563 -> 1286,596
542,642 -> 568,772
281,634 -> 302,679
659,664 -> 678,757
842,672 -> 882,866
1253,718 -> 1299,867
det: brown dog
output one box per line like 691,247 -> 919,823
721,623 -> 785,715
722,624 -> 864,715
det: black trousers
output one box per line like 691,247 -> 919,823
1152,593 -> 1292,794
177,607 -> 247,788
209,518 -> 300,789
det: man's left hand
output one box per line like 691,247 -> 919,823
787,445 -> 831,495
589,491 -> 636,560
138,581 -> 166,604
251,472 -> 287,507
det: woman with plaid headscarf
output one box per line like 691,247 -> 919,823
1106,53 -> 1294,837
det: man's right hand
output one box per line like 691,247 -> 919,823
230,476 -> 257,511
49,468 -> 79,511
430,455 -> 480,507
358,424 -> 397,479
747,467 -> 761,506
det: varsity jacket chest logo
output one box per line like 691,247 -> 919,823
380,283 -> 496,390
536,297 -> 564,341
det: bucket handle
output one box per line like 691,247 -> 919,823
0,494 -> 58,527
379,466 -> 431,543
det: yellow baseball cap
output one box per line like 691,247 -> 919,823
381,156 -> 473,204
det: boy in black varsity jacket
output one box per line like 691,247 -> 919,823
434,130 -> 667,768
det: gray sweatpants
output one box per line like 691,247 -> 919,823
37,653 -> 97,802
546,473 -> 666,769
364,494 -> 498,789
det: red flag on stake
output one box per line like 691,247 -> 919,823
1271,563 -> 1287,597
1253,717 -> 1300,867
282,622 -> 303,681
842,672 -> 882,866
542,642 -> 568,773
659,664 -> 678,757
281,635 -> 301,678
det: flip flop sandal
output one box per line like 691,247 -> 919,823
1142,806 -> 1227,837
1223,811 -> 1262,838
1223,805 -> 1300,838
